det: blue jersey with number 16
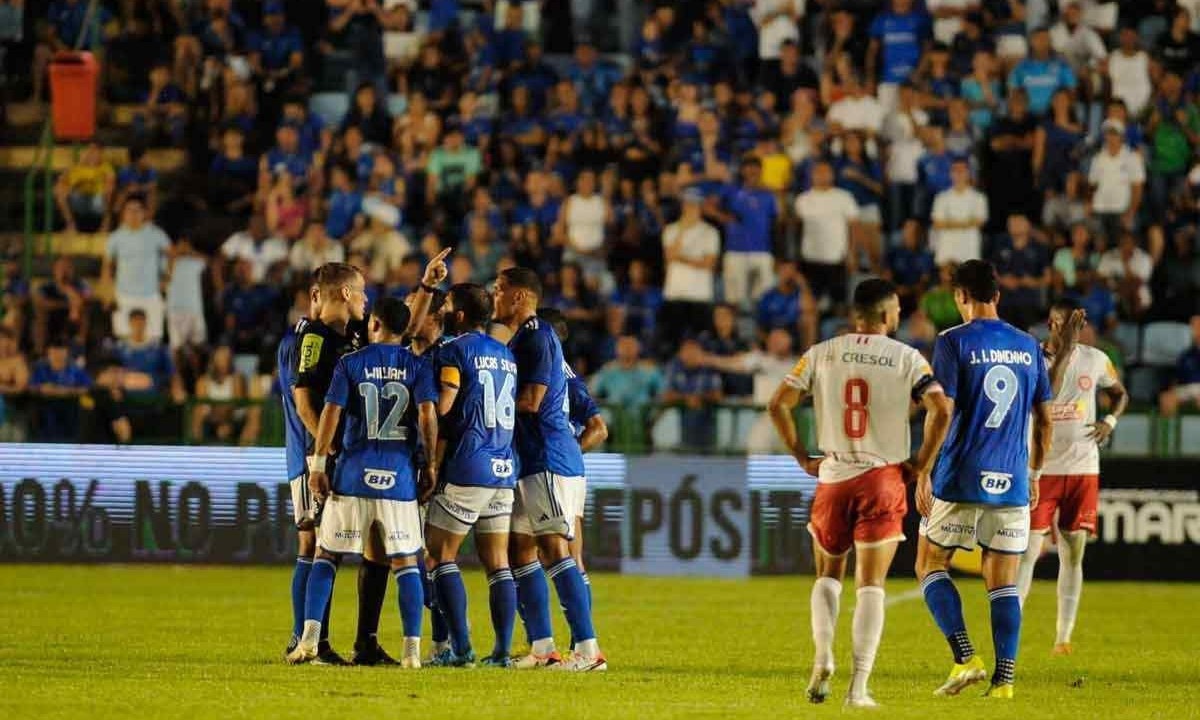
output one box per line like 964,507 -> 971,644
931,319 -> 1051,507
324,344 -> 437,502
436,331 -> 519,488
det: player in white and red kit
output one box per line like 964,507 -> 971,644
1016,299 -> 1127,655
768,279 -> 953,709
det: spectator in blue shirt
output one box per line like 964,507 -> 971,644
113,309 -> 183,401
1066,267 -> 1119,336
699,304 -> 754,399
756,260 -> 817,350
568,39 -> 622,116
134,63 -> 187,146
917,43 -> 960,127
249,3 -> 303,89
221,259 -> 280,357
114,146 -> 159,219
663,338 -> 723,449
868,0 -> 932,103
261,124 -> 312,190
718,157 -> 779,308
1159,316 -> 1200,417
591,334 -> 666,427
917,125 -> 954,217
209,126 -> 258,216
991,214 -> 1051,329
324,164 -> 364,241
884,219 -> 936,315
491,3 -> 527,68
511,41 -> 559,113
609,259 -> 663,347
30,340 -> 91,442
1008,28 -> 1077,116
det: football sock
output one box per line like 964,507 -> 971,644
1056,530 -> 1087,645
850,586 -> 885,697
356,560 -> 389,647
567,571 -> 593,648
392,566 -> 424,639
810,576 -> 841,671
303,557 -> 337,645
1016,532 -> 1045,608
548,557 -> 596,656
320,589 -> 331,645
988,585 -> 1021,685
291,556 -> 312,638
421,559 -> 450,645
431,562 -> 471,656
487,568 -> 517,659
513,561 -> 554,654
921,570 -> 974,663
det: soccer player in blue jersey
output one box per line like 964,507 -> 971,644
424,283 -> 520,667
539,306 -> 608,652
493,267 -> 607,671
914,260 -> 1054,699
286,297 -> 439,668
279,277 -> 323,660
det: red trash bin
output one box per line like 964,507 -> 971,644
49,52 -> 99,141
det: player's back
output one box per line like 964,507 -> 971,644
331,343 -> 432,502
566,369 -> 599,437
278,318 -> 309,480
932,319 -> 1051,506
508,316 -> 585,478
438,331 -> 518,487
795,333 -> 935,482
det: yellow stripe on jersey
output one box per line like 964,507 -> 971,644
440,366 -> 461,387
298,334 -> 323,373
1105,359 -> 1119,381
789,356 -> 808,377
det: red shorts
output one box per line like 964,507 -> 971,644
1031,474 -> 1099,535
808,465 -> 907,556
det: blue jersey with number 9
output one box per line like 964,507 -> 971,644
931,319 -> 1052,507
325,344 -> 437,501
436,331 -> 519,488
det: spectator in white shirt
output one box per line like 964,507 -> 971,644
882,82 -> 929,232
927,0 -> 979,45
288,224 -> 346,276
794,160 -> 859,308
659,190 -> 721,352
1050,2 -> 1106,88
1087,119 -> 1145,244
101,196 -> 170,341
219,214 -> 288,285
752,0 -> 803,67
1104,27 -> 1151,118
1097,231 -> 1154,317
827,73 -> 885,139
930,158 -> 988,265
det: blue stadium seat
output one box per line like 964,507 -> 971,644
1141,322 -> 1191,367
1113,322 -> 1142,364
1126,366 -> 1163,404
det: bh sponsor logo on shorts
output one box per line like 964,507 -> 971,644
980,471 -> 1013,495
492,459 -> 514,478
363,469 -> 397,490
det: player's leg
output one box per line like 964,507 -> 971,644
916,502 -> 986,696
1017,476 -> 1063,607
564,514 -> 590,651
1053,475 -> 1097,653
352,528 -> 395,666
378,498 -> 425,668
476,527 -> 517,665
977,505 -> 1032,697
803,480 -> 853,704
421,549 -> 451,657
288,547 -> 342,664
289,528 -> 315,652
534,475 -> 604,671
290,495 -> 366,665
844,466 -> 908,708
424,507 -> 474,665
509,477 -> 559,667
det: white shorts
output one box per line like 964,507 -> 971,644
167,310 -> 207,350
511,472 -> 586,539
1174,383 -> 1200,403
858,204 -> 882,226
290,473 -> 314,528
317,495 -> 423,557
919,500 -> 1030,554
112,292 -> 165,341
426,483 -> 514,535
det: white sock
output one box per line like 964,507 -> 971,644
1017,532 -> 1045,608
811,577 -> 842,671
1056,530 -> 1087,644
531,637 -> 557,657
850,586 -> 885,698
403,636 -> 420,659
300,620 -> 322,648
575,638 -> 600,659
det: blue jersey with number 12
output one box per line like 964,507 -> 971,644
931,319 -> 1051,507
436,331 -> 518,488
508,316 -> 586,478
324,344 -> 437,502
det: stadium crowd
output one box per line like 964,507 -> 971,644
2,0 -> 1200,446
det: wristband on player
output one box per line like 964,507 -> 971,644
1029,468 -> 1042,483
307,455 -> 326,473
1102,414 -> 1118,430
419,281 -> 437,293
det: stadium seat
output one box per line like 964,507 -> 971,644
1141,322 -> 1191,367
1126,366 -> 1163,404
308,93 -> 350,128
385,94 -> 409,117
1113,322 -> 1142,364
1028,322 -> 1050,342
1180,417 -> 1200,457
820,316 -> 846,341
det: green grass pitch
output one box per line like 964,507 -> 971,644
1,565 -> 1196,718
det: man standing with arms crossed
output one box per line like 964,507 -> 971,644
768,278 -> 952,708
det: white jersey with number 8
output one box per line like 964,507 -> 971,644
784,333 -> 940,484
